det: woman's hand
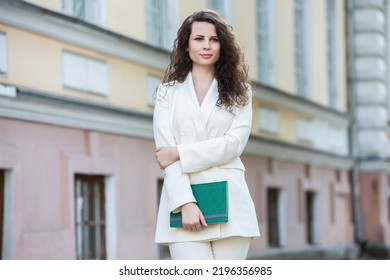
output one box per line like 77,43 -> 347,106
181,202 -> 208,231
155,146 -> 180,169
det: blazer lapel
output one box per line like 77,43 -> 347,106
184,73 -> 208,140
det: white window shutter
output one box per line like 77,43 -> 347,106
62,0 -> 74,15
146,0 -> 162,47
256,0 -> 276,86
259,107 -> 279,134
145,0 -> 153,44
63,52 -> 87,91
297,119 -> 312,142
294,0 -> 309,98
326,0 -> 339,109
0,33 -> 7,74
85,0 -> 104,25
208,0 -> 233,23
63,52 -> 108,95
164,0 -> 179,50
85,0 -> 97,23
86,59 -> 108,95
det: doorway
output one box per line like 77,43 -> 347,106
267,188 -> 280,247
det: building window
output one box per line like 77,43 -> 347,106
63,51 -> 108,95
208,0 -> 233,23
297,118 -> 312,143
62,0 -> 106,26
305,191 -> 315,244
294,0 -> 310,98
75,175 -> 106,260
0,32 -> 7,75
326,0 -> 340,109
147,75 -> 161,106
256,0 -> 276,85
146,0 -> 179,50
0,170 -> 4,260
258,107 -> 279,134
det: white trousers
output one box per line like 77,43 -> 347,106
168,236 -> 251,260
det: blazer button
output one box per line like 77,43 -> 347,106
181,130 -> 186,136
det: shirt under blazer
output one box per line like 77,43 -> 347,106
153,72 -> 260,244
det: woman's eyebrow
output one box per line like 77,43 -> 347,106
193,34 -> 218,38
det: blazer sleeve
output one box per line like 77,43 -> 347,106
153,85 -> 196,212
177,90 -> 252,173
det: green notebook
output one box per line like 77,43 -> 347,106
170,180 -> 228,227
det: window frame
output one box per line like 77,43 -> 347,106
258,107 -> 280,134
326,0 -> 341,110
0,32 -> 7,75
297,118 -> 312,143
256,0 -> 277,86
62,0 -> 106,26
208,0 -> 233,24
74,175 -> 107,260
294,0 -> 311,99
146,0 -> 179,50
62,51 -> 109,96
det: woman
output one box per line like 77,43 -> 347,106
153,10 -> 260,260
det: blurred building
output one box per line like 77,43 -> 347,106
0,0 -> 387,260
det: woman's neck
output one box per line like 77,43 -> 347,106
191,66 -> 215,105
191,65 -> 215,87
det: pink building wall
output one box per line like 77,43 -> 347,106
360,173 -> 390,244
242,155 -> 354,253
0,118 -> 162,259
0,117 -> 355,259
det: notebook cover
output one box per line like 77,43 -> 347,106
170,180 -> 228,227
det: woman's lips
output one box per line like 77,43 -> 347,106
200,54 -> 212,59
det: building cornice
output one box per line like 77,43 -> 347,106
0,0 -> 169,71
0,84 -> 353,170
0,85 -> 154,140
252,82 -> 350,127
246,135 -> 354,170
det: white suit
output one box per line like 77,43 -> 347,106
153,73 -> 260,244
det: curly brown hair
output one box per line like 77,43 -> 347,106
163,9 -> 250,112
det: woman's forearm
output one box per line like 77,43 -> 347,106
155,146 -> 180,169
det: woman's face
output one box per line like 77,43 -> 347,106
188,21 -> 221,69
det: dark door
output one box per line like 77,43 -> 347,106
305,191 -> 315,244
267,188 -> 280,247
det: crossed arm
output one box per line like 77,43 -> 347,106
155,145 -> 207,231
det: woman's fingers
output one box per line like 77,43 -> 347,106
183,222 -> 201,231
181,202 -> 206,231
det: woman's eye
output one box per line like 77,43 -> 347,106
195,37 -> 203,41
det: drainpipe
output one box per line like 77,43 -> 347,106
346,0 -> 365,247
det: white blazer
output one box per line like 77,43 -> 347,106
153,73 -> 260,244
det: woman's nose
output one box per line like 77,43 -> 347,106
203,40 -> 211,49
